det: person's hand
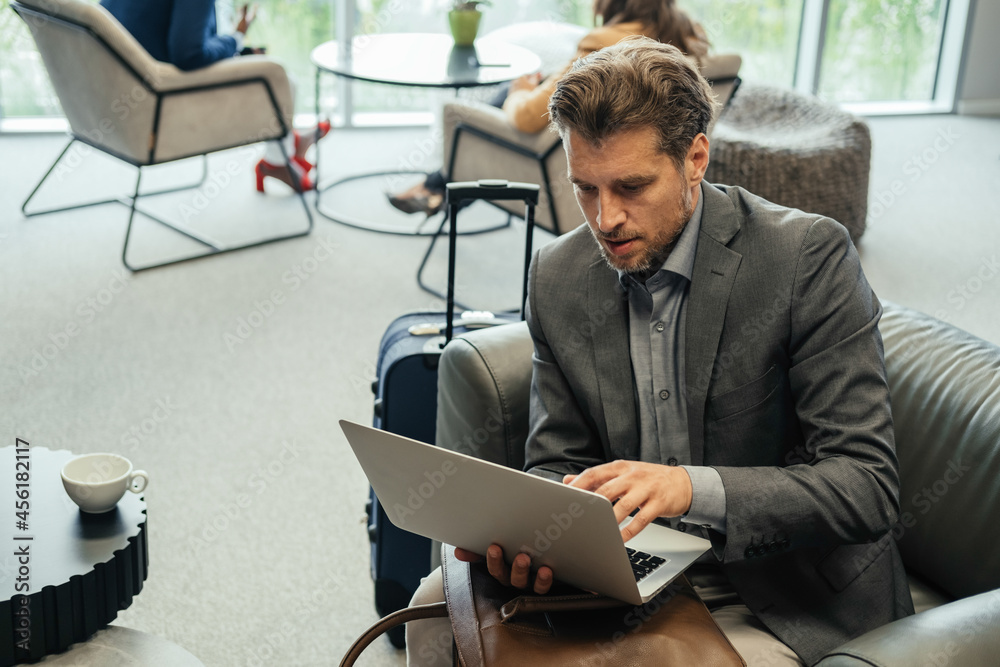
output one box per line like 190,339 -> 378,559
508,72 -> 543,95
564,461 -> 693,543
236,3 -> 258,35
454,545 -> 553,594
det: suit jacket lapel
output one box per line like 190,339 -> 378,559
686,184 -> 743,465
588,260 -> 640,461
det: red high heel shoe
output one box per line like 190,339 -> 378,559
293,120 -> 331,163
254,159 -> 313,193
292,155 -> 314,174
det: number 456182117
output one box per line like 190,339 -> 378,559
15,438 -> 30,529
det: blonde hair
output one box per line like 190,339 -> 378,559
548,36 -> 718,169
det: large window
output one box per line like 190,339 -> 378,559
0,0 -> 60,119
686,0 -> 805,89
0,0 -> 973,129
229,0 -> 336,116
819,0 -> 946,103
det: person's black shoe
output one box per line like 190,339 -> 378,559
387,190 -> 444,216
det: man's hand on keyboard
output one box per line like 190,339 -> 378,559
454,545 -> 554,594
564,460 -> 693,543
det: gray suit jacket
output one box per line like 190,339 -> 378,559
524,182 -> 914,665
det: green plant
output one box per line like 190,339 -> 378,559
451,0 -> 491,10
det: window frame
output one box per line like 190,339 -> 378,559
794,0 -> 972,115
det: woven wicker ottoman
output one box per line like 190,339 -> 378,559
705,83 -> 871,242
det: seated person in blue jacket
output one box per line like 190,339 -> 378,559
101,0 -> 329,193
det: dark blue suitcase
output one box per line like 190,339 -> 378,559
367,180 -> 539,647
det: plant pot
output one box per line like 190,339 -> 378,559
448,9 -> 482,46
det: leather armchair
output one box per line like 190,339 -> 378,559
435,302 -> 1000,664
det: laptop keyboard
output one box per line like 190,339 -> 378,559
626,547 -> 668,582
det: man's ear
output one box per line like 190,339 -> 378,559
686,133 -> 710,187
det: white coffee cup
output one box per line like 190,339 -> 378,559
61,453 -> 149,513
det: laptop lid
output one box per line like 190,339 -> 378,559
339,420 -> 710,604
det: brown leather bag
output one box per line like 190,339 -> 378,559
444,550 -> 745,667
340,549 -> 745,666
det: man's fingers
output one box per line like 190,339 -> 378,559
565,463 -> 620,491
533,566 -> 553,594
476,544 -> 552,593
610,491 -> 637,525
486,545 -> 510,586
620,510 -> 653,543
509,553 -> 533,589
453,547 -> 483,563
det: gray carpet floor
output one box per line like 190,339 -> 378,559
0,113 -> 997,666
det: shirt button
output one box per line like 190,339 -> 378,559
655,321 -> 665,333
659,390 -> 670,400
667,457 -> 678,466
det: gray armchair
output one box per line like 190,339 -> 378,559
435,302 -> 1000,665
11,0 -> 313,271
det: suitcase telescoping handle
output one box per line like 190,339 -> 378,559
443,179 -> 540,346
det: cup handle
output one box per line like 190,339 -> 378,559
129,470 -> 149,493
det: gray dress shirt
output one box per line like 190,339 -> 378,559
619,185 -> 727,534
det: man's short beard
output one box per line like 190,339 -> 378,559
594,183 -> 694,280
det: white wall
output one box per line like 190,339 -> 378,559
958,0 -> 1000,116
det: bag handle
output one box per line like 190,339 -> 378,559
442,548 -> 488,667
499,592 -> 626,622
338,602 -> 449,667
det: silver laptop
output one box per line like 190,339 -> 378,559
339,420 -> 710,605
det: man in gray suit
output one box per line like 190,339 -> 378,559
409,37 -> 913,666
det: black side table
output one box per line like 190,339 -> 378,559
1,445 -> 148,666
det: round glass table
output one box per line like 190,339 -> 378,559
310,33 -> 542,234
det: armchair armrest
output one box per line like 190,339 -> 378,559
441,100 -> 572,234
442,101 -> 560,167
437,322 -> 534,470
154,55 -> 294,126
700,54 -> 742,83
150,55 -> 295,162
816,590 -> 1000,666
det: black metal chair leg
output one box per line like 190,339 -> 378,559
415,215 -> 450,299
121,166 -> 226,271
21,139 -> 79,216
23,140 -> 210,218
121,168 -> 146,272
274,137 -> 315,233
120,143 -> 313,272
